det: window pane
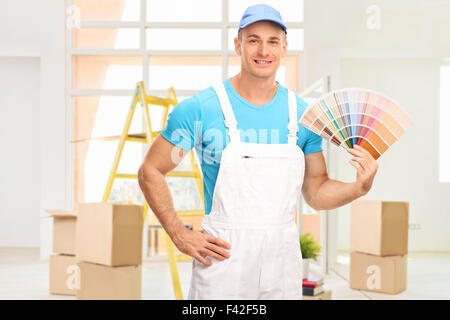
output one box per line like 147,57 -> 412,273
228,28 -> 238,50
146,29 -> 221,50
167,177 -> 203,210
72,95 -> 143,204
72,56 -> 142,90
72,94 -> 185,205
228,28 -> 303,51
148,56 -> 221,90
81,141 -> 143,202
229,0 -> 304,22
147,0 -> 221,22
72,96 -> 143,141
109,179 -> 144,204
73,28 -> 140,49
142,103 -> 172,133
286,28 -> 304,51
73,0 -> 140,21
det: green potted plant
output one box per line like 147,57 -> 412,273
299,233 -> 322,279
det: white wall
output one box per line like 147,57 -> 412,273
304,0 -> 450,256
305,0 -> 450,60
38,1 -> 67,259
0,57 -> 40,246
0,1 -> 44,57
0,0 -> 66,257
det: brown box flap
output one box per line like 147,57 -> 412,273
45,209 -> 77,218
44,209 -> 77,218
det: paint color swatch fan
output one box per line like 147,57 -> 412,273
299,88 -> 413,160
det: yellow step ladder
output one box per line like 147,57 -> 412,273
101,81 -> 205,300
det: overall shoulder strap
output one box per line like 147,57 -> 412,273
213,82 -> 240,141
287,89 -> 299,145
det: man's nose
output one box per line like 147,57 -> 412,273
258,42 -> 269,57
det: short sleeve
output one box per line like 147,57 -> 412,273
160,95 -> 202,151
303,130 -> 323,155
296,95 -> 324,155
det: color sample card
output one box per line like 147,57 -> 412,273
299,88 -> 413,160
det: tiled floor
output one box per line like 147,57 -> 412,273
0,247 -> 449,300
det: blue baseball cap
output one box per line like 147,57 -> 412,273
238,4 -> 287,34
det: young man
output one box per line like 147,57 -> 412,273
138,4 -> 378,299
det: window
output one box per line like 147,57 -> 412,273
67,0 -> 305,207
440,66 -> 450,182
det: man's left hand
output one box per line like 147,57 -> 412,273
347,145 -> 379,197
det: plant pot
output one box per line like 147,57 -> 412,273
302,258 -> 313,279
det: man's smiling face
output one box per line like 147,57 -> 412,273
235,20 -> 287,80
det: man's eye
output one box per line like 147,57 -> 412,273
249,39 -> 257,43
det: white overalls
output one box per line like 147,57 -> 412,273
188,82 -> 305,300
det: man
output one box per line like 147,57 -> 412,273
138,4 -> 378,300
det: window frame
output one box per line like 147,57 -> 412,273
65,0 -> 305,206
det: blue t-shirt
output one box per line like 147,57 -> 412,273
161,78 -> 323,215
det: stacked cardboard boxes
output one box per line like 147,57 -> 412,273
75,202 -> 143,300
47,209 -> 79,296
349,200 -> 409,294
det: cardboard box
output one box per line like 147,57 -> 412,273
49,254 -> 79,296
76,261 -> 141,300
350,200 -> 409,256
76,202 -> 143,266
349,251 -> 407,294
46,209 -> 77,255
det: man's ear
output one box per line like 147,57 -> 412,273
281,39 -> 288,58
234,37 -> 241,56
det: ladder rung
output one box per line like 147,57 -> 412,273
166,171 -> 197,178
125,132 -> 160,142
115,172 -> 199,180
176,210 -> 204,217
115,174 -> 138,179
70,132 -> 160,144
126,136 -> 147,143
115,171 -> 200,181
145,95 -> 173,106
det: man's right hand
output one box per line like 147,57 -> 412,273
172,227 -> 231,266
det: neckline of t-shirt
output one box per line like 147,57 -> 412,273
225,78 -> 283,111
